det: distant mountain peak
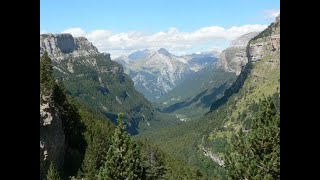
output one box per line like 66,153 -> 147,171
142,48 -> 151,52
128,49 -> 152,60
157,48 -> 171,56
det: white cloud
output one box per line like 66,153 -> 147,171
62,24 -> 267,58
264,9 -> 280,19
40,30 -> 48,34
62,28 -> 86,37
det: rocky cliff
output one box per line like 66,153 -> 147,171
217,32 -> 260,75
40,95 -> 65,179
248,15 -> 280,62
40,34 -> 99,62
211,14 -> 280,112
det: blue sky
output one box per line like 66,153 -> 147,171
40,0 -> 280,58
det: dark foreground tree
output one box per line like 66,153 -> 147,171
98,113 -> 143,180
46,162 -> 61,180
226,96 -> 280,179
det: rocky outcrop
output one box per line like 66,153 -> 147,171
217,32 -> 260,75
40,96 -> 65,179
40,33 -> 99,62
247,34 -> 280,62
248,15 -> 280,63
218,15 -> 280,73
202,147 -> 225,166
40,34 -> 111,75
200,137 -> 225,166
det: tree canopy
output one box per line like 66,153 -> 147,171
226,96 -> 280,179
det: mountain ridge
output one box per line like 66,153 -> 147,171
40,33 -> 156,134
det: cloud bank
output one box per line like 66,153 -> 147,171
264,9 -> 280,19
62,24 -> 267,58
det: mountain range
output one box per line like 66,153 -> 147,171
114,48 -> 219,101
115,31 -> 261,120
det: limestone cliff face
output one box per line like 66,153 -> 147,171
247,33 -> 280,63
210,14 -> 280,112
40,33 -> 99,62
216,21 -> 279,75
247,14 -> 280,63
40,34 -> 113,75
40,96 -> 65,179
217,32 -> 260,75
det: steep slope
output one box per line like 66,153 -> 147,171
114,48 -> 219,101
40,52 -> 89,179
154,65 -> 236,120
40,34 -> 155,134
201,15 -> 280,171
40,94 -> 65,179
139,15 -> 280,179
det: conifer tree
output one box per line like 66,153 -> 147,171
98,113 -> 143,180
40,51 -> 55,99
80,127 -> 110,180
46,162 -> 61,180
226,96 -> 280,179
140,141 -> 166,180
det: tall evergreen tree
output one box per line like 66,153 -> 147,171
140,141 -> 166,180
40,51 -> 55,99
225,96 -> 280,179
79,122 -> 112,180
46,162 -> 61,180
98,113 -> 143,180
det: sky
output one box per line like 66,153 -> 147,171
40,0 -> 280,58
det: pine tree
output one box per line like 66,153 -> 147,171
46,162 -> 61,180
140,141 -> 166,180
98,113 -> 143,180
40,51 -> 55,99
225,96 -> 280,179
80,127 -> 110,180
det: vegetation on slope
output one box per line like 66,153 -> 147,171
41,52 -> 200,180
154,66 -> 236,120
226,97 -> 280,179
53,53 -> 155,134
